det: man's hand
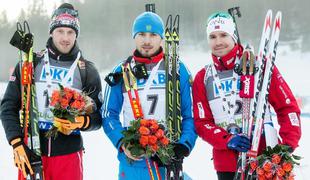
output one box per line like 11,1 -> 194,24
227,134 -> 251,152
54,116 -> 90,135
121,144 -> 144,161
10,138 -> 34,177
173,143 -> 190,161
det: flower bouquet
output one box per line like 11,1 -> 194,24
45,84 -> 94,138
121,119 -> 174,165
249,144 -> 301,180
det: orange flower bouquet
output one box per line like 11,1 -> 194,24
249,144 -> 301,180
45,84 -> 95,138
121,119 -> 174,165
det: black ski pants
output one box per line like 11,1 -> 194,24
216,172 -> 235,180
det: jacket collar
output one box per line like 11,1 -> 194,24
46,37 -> 81,61
133,47 -> 164,64
212,44 -> 243,71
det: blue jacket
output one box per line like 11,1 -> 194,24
101,56 -> 197,167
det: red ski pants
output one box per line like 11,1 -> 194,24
42,150 -> 83,180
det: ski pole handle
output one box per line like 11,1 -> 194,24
228,7 -> 242,45
145,3 -> 156,13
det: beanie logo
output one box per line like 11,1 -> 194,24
146,25 -> 152,31
209,18 -> 225,27
55,13 -> 75,21
215,25 -> 220,29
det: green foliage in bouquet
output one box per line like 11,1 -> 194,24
122,119 -> 175,165
249,144 -> 301,180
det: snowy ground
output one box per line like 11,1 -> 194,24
1,117 -> 309,180
1,46 -> 310,179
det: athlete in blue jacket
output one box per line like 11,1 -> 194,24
101,12 -> 197,179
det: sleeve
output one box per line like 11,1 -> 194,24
0,62 -> 23,143
192,68 -> 231,150
268,66 -> 301,150
101,65 -> 124,150
81,61 -> 102,131
177,62 -> 197,152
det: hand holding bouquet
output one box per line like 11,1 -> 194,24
45,84 -> 95,138
121,119 -> 174,165
249,144 -> 301,180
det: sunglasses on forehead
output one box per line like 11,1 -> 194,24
52,8 -> 79,18
207,12 -> 231,22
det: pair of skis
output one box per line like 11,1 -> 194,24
165,15 -> 183,180
234,9 -> 282,180
145,4 -> 184,178
10,21 -> 43,180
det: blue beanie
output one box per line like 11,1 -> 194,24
132,12 -> 164,39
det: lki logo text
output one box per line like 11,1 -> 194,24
40,66 -> 73,84
213,77 -> 240,97
39,121 -> 79,134
137,71 -> 165,87
38,121 -> 54,130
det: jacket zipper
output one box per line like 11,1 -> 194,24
48,137 -> 52,157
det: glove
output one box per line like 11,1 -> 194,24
10,138 -> 34,177
54,116 -> 90,135
162,143 -> 189,178
173,143 -> 190,161
151,143 -> 189,167
227,134 -> 251,152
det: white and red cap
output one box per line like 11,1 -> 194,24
206,12 -> 237,43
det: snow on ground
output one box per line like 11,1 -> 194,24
84,118 -> 310,180
1,117 -> 309,180
1,47 -> 310,179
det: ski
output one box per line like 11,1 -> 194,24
171,14 -> 181,142
165,14 -> 174,141
165,14 -> 183,180
248,10 -> 282,158
246,11 -> 282,180
249,9 -> 272,138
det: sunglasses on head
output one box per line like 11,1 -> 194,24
207,12 -> 231,23
52,8 -> 79,18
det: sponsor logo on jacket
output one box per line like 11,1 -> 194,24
40,66 -> 73,85
137,71 -> 165,88
213,77 -> 241,97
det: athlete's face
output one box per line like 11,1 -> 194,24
135,32 -> 163,57
51,27 -> 76,54
209,31 -> 235,57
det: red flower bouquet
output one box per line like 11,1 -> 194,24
121,119 -> 174,165
249,144 -> 301,180
45,84 -> 94,138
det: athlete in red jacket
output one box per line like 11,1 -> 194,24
192,12 -> 301,180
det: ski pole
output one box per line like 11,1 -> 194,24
228,7 -> 242,45
145,3 -> 156,13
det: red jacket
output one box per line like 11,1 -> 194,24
192,46 -> 301,172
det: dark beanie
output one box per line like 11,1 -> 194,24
49,3 -> 80,37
